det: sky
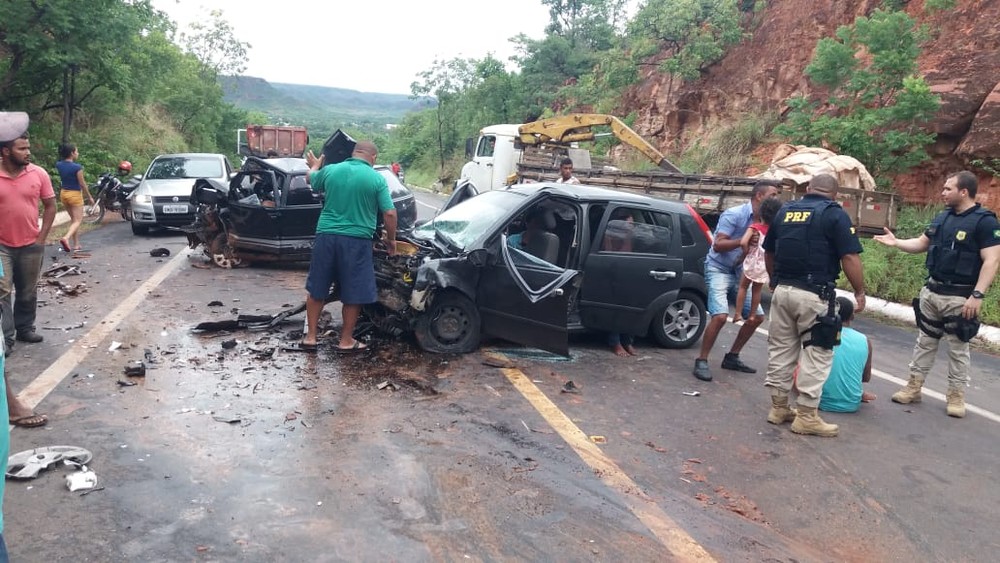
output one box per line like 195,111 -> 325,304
151,0 -> 552,95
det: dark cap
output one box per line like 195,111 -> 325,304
0,112 -> 29,143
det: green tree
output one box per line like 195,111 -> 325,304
628,0 -> 744,81
178,10 -> 251,77
0,0 -> 165,139
775,9 -> 939,180
410,58 -> 475,180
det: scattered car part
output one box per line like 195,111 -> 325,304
7,446 -> 94,479
42,264 -> 81,278
682,391 -> 701,397
65,467 -> 98,491
149,247 -> 171,257
221,339 -> 238,350
124,361 -> 146,376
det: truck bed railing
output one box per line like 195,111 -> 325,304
516,163 -> 898,234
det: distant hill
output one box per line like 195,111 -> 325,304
219,76 -> 434,137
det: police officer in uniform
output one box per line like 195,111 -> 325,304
874,171 -> 1000,418
762,174 -> 866,437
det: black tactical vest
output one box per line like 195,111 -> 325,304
773,198 -> 840,286
925,205 -> 996,285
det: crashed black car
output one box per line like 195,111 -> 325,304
360,182 -> 712,356
183,156 -> 417,268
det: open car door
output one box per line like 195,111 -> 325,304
225,170 -> 283,254
476,236 -> 580,356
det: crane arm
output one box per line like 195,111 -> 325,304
516,113 -> 680,173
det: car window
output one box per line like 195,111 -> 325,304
679,213 -> 697,247
413,190 -> 524,250
147,156 -> 223,180
598,208 -> 674,255
476,135 -> 496,158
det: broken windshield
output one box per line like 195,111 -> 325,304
414,190 -> 525,250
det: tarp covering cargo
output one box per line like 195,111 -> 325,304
754,145 -> 877,191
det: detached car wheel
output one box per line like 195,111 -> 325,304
414,291 -> 481,354
130,220 -> 149,235
651,291 -> 706,349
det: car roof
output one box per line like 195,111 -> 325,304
507,182 -> 692,210
152,153 -> 227,159
244,156 -> 309,173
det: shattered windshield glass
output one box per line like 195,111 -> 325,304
414,190 -> 524,250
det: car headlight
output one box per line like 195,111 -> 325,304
134,194 -> 152,204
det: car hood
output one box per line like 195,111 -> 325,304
137,178 -> 201,197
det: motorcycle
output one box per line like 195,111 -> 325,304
83,172 -> 140,224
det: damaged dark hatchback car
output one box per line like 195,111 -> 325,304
183,156 -> 417,268
362,182 -> 712,356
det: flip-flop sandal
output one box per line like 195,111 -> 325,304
59,239 -> 71,252
11,413 -> 49,428
334,341 -> 368,354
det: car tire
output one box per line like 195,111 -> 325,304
414,291 -> 481,354
650,291 -> 706,349
131,221 -> 149,235
211,233 -> 243,269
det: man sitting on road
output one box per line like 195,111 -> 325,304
818,297 -> 876,413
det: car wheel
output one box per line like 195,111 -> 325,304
211,233 -> 243,269
414,291 -> 481,354
130,220 -> 149,235
651,291 -> 706,349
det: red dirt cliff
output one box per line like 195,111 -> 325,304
624,0 -> 1000,207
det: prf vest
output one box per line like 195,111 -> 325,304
925,205 -> 996,285
773,198 -> 840,286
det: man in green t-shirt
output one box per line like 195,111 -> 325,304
302,141 -> 397,352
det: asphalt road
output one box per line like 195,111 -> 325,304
4,196 -> 999,562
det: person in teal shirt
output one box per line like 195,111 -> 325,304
819,297 -> 876,413
300,141 -> 397,353
0,258 -> 9,559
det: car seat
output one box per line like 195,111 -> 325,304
523,209 -> 560,264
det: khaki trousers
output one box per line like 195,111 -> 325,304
909,286 -> 970,387
765,285 -> 834,408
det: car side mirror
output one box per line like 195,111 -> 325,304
466,248 -> 489,267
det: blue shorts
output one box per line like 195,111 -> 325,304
305,233 -> 377,305
705,262 -> 763,318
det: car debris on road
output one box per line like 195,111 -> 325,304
7,446 -> 94,480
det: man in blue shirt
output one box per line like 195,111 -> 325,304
693,182 -> 779,381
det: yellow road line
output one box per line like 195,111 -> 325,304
490,352 -> 715,562
14,248 -> 192,418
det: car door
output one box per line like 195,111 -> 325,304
225,170 -> 282,253
465,134 -> 498,193
579,206 -> 684,334
477,238 -> 580,356
277,172 -> 322,259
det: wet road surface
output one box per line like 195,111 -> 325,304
4,212 -> 1000,562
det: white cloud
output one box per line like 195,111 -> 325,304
152,0 -> 551,94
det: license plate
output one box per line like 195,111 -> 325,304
162,204 -> 188,214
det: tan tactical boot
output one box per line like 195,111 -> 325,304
767,394 -> 797,425
946,387 -> 966,418
790,406 -> 839,437
891,376 -> 925,404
